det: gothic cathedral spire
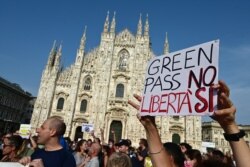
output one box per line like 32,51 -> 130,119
144,14 -> 149,37
136,13 -> 142,37
75,27 -> 86,65
103,11 -> 110,33
80,26 -> 87,51
54,42 -> 62,68
47,40 -> 57,67
164,32 -> 169,54
110,11 -> 116,35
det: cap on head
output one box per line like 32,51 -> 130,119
115,139 -> 129,147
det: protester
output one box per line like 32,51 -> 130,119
0,135 -> 23,162
73,139 -> 88,167
116,139 -> 141,167
79,142 -> 101,167
128,96 -> 173,167
211,80 -> 250,167
107,152 -> 132,167
102,144 -> 111,167
65,137 -> 74,153
17,138 -> 34,158
137,138 -> 148,166
87,139 -> 93,148
19,116 -> 76,167
128,80 -> 250,167
184,149 -> 202,167
179,143 -> 192,154
163,142 -> 185,167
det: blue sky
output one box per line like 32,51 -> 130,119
0,0 -> 249,124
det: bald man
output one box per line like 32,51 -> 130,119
80,142 -> 101,167
19,116 -> 76,167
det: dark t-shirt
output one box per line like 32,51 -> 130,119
138,148 -> 148,166
31,148 -> 76,167
128,152 -> 141,167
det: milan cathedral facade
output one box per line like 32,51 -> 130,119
31,12 -> 202,148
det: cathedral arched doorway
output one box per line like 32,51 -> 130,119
109,121 -> 122,141
74,126 -> 83,141
172,133 -> 181,144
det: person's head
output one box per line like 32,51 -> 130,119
201,157 -> 231,167
108,139 -> 114,148
116,139 -> 129,154
184,149 -> 202,167
4,133 -> 13,138
139,138 -> 148,149
2,135 -> 23,157
179,142 -> 192,153
107,152 -> 132,167
212,149 -> 225,161
126,139 -> 132,147
95,137 -> 101,144
102,144 -> 111,156
87,139 -> 92,147
75,139 -> 87,152
88,142 -> 101,157
36,116 -> 66,144
164,142 -> 185,167
64,137 -> 73,147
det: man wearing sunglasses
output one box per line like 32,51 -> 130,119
0,135 -> 23,162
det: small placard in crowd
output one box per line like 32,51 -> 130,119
19,124 -> 31,139
82,123 -> 94,133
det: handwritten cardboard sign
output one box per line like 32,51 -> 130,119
140,40 -> 219,116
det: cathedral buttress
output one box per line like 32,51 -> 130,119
66,27 -> 87,137
31,41 -> 61,131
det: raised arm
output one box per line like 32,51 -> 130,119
128,94 -> 172,167
100,128 -> 106,145
30,135 -> 38,150
212,80 -> 250,167
90,130 -> 99,144
111,129 -> 116,144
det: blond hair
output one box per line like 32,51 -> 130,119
107,152 -> 132,167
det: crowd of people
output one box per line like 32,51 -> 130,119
0,80 -> 249,167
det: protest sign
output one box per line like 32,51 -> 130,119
82,123 -> 94,133
19,124 -> 31,139
140,40 -> 219,116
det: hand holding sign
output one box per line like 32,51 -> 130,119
211,80 -> 236,130
128,94 -> 156,128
